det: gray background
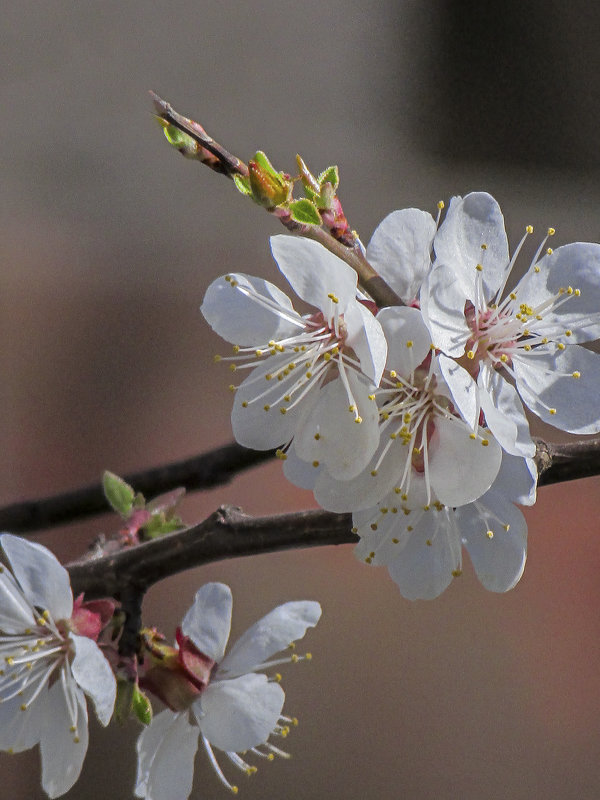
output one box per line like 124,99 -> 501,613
2,2 -> 600,798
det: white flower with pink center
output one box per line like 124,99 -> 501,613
354,453 -> 536,600
201,235 -> 387,479
285,306 -> 502,513
0,534 -> 116,798
421,192 -> 600,456
135,583 -> 321,800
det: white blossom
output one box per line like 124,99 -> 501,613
0,534 -> 116,798
135,583 -> 321,800
353,454 -> 537,600
421,192 -> 600,454
201,236 -> 387,479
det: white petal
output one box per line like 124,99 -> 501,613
197,674 -> 284,752
282,446 -> 320,490
420,261 -> 471,357
514,345 -> 600,433
438,354 -> 478,429
459,490 -> 527,592
201,273 -> 302,345
138,710 -> 199,800
477,364 -> 535,457
386,510 -> 462,600
493,453 -> 537,506
270,236 -> 358,313
293,372 -> 380,480
428,417 -> 502,507
231,356 -> 319,450
40,679 -> 89,798
181,583 -> 233,663
378,306 -> 433,377
516,243 -> 600,343
0,690 -> 46,752
219,601 -> 321,678
366,208 -> 436,302
344,300 -> 387,384
70,634 -> 116,726
0,566 -> 37,632
434,192 -> 510,302
0,534 -> 73,622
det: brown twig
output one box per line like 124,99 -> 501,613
68,506 -> 353,598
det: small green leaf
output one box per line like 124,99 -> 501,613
114,678 -> 134,724
159,122 -> 198,157
252,150 -> 280,179
233,174 -> 252,196
132,687 -> 153,726
318,165 -> 339,190
302,184 -> 319,203
288,199 -> 322,226
103,471 -> 135,517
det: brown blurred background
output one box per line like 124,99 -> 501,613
2,1 -> 600,798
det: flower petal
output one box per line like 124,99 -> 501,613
428,417 -> 502,507
196,674 -> 284,752
344,300 -> 387,384
514,345 -> 600,433
201,273 -> 302,345
292,372 -> 380,480
0,564 -> 37,632
378,306 -> 433,377
270,236 -> 358,314
493,453 -> 537,507
0,690 -> 46,752
386,510 -> 462,600
136,709 -> 199,800
459,490 -> 527,592
219,601 -> 321,678
40,679 -> 89,798
0,534 -> 72,622
366,208 -> 436,302
516,243 -> 600,343
477,364 -> 535,457
438,354 -> 478,430
181,583 -> 233,663
282,446 -> 320,490
70,634 -> 116,726
420,261 -> 471,357
434,192 -> 510,302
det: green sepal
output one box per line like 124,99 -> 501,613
159,121 -> 198,158
233,174 -> 252,196
318,165 -> 339,191
142,514 -> 185,540
248,151 -> 291,207
114,678 -> 134,724
132,687 -> 153,726
252,150 -> 280,179
103,471 -> 135,517
288,199 -> 322,226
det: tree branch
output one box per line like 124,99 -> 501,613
68,506 -> 354,599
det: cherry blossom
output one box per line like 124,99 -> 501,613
201,236 -> 386,479
135,583 -> 321,800
0,534 -> 116,798
353,454 -> 536,600
421,192 -> 600,454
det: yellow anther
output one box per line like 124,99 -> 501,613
526,225 -> 534,234
406,340 -> 413,348
327,292 -> 339,303
573,371 -> 581,379
403,508 -> 411,516
565,330 -> 572,337
241,401 -> 248,408
451,569 -> 463,578
469,433 -> 477,440
423,504 -> 430,511
314,433 -> 321,440
486,530 -> 494,539
225,275 -> 232,282
437,200 -> 445,209
229,280 -> 238,288
389,432 -> 397,440
355,416 -> 363,424
20,703 -> 27,711
481,439 -> 489,447
304,653 -> 312,662
280,407 -> 287,415
426,539 -> 432,547
267,753 -> 275,761
231,787 -> 239,795
476,264 -> 483,272
394,487 -> 401,494
413,447 -> 420,455
368,394 -> 376,401
547,227 -> 555,236
351,526 -> 358,534
381,411 -> 389,421
290,655 -> 299,664
331,347 -> 339,357
312,460 -> 320,468
500,354 -> 508,363
265,373 -> 272,380
229,364 -> 237,372
283,395 -> 291,402
370,469 -> 378,476
5,657 -> 14,666
229,384 -> 236,393
70,725 -> 77,733
275,449 -> 288,460
503,524 -> 510,531
213,354 -> 222,363
232,345 -> 240,354
348,404 -> 356,413
467,350 -> 475,360
389,370 -> 397,379
392,538 -> 399,544
381,507 -> 389,514
574,288 -> 581,296
370,523 -> 378,531
546,248 -> 553,255
263,404 -> 270,411
549,408 -> 557,415
407,525 -> 413,532
534,265 -> 541,272
557,342 -> 565,350
566,286 -> 574,295
541,336 -> 548,343
509,292 -> 517,300
323,352 -> 331,361
524,344 -> 532,351
305,371 -> 313,379
365,556 -> 372,564
391,507 -> 398,513
481,243 -> 488,250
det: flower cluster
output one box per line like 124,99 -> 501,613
203,192 -> 600,599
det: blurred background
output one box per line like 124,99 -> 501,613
2,1 -> 600,798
